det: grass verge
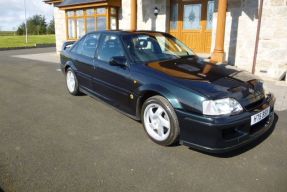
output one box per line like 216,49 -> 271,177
0,35 -> 55,48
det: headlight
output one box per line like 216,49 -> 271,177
202,98 -> 243,116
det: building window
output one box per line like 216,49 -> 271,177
170,1 -> 178,30
66,7 -> 118,40
207,1 -> 214,29
183,4 -> 202,30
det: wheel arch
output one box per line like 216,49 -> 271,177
64,60 -> 77,73
136,84 -> 182,119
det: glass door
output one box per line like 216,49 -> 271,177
169,0 -> 214,53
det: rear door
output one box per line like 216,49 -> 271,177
92,34 -> 134,113
71,33 -> 99,90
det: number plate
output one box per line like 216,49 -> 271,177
251,107 -> 270,126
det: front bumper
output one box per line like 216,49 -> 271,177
176,94 -> 276,153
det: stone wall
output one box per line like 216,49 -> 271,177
137,0 -> 168,32
54,7 -> 67,53
212,0 -> 287,79
119,0 -> 132,30
256,0 -> 287,79
211,0 -> 259,71
119,0 -> 168,32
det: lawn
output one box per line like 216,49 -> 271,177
0,35 -> 55,48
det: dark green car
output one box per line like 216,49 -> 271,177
60,31 -> 275,153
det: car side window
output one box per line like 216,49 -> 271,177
97,34 -> 125,63
81,33 -> 99,58
71,38 -> 85,55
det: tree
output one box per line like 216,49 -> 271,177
16,23 -> 25,35
16,15 -> 47,35
47,19 -> 55,34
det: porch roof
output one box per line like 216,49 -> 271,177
57,0 -> 106,7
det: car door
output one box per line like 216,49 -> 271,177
92,33 -> 134,113
71,33 -> 99,91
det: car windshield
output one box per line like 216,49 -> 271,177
122,33 -> 195,63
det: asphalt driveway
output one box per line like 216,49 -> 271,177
0,48 -> 286,192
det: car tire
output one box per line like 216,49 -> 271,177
66,68 -> 81,96
141,95 -> 180,146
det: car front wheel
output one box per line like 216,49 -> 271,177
141,96 -> 180,146
66,68 -> 80,96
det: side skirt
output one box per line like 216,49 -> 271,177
79,87 -> 141,121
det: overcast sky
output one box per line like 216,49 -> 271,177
0,0 -> 54,31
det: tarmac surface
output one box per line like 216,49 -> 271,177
0,48 -> 286,192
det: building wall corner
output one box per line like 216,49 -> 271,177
54,7 -> 67,53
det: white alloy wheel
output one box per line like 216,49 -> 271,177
66,70 -> 76,93
143,103 -> 171,141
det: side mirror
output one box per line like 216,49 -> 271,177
109,56 -> 127,67
62,41 -> 75,50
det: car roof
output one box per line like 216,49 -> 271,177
85,30 -> 168,36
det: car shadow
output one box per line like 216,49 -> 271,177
189,113 -> 279,158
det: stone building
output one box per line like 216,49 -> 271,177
44,0 -> 287,80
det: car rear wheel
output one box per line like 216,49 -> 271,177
141,96 -> 180,146
66,68 -> 80,96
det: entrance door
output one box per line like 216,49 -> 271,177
169,0 -> 214,53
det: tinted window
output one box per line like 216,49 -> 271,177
71,38 -> 85,55
122,33 -> 194,63
82,33 -> 99,58
97,34 -> 124,62
71,34 -> 99,58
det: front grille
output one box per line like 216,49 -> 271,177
245,98 -> 264,111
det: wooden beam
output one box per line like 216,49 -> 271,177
59,3 -> 108,10
130,0 -> 137,31
58,0 -> 121,10
211,0 -> 227,63
43,0 -> 63,5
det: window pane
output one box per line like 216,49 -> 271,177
97,17 -> 106,30
68,19 -> 76,39
98,35 -> 124,62
170,3 -> 178,29
76,10 -> 84,16
110,17 -> 117,30
82,34 -> 100,58
96,8 -> 106,14
183,4 -> 202,30
76,18 -> 85,38
207,1 -> 214,29
71,38 -> 85,55
87,17 -> 96,32
67,11 -> 74,17
86,9 -> 95,16
111,7 -> 117,15
122,34 -> 194,63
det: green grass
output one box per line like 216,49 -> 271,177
0,35 -> 55,48
0,31 -> 15,36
